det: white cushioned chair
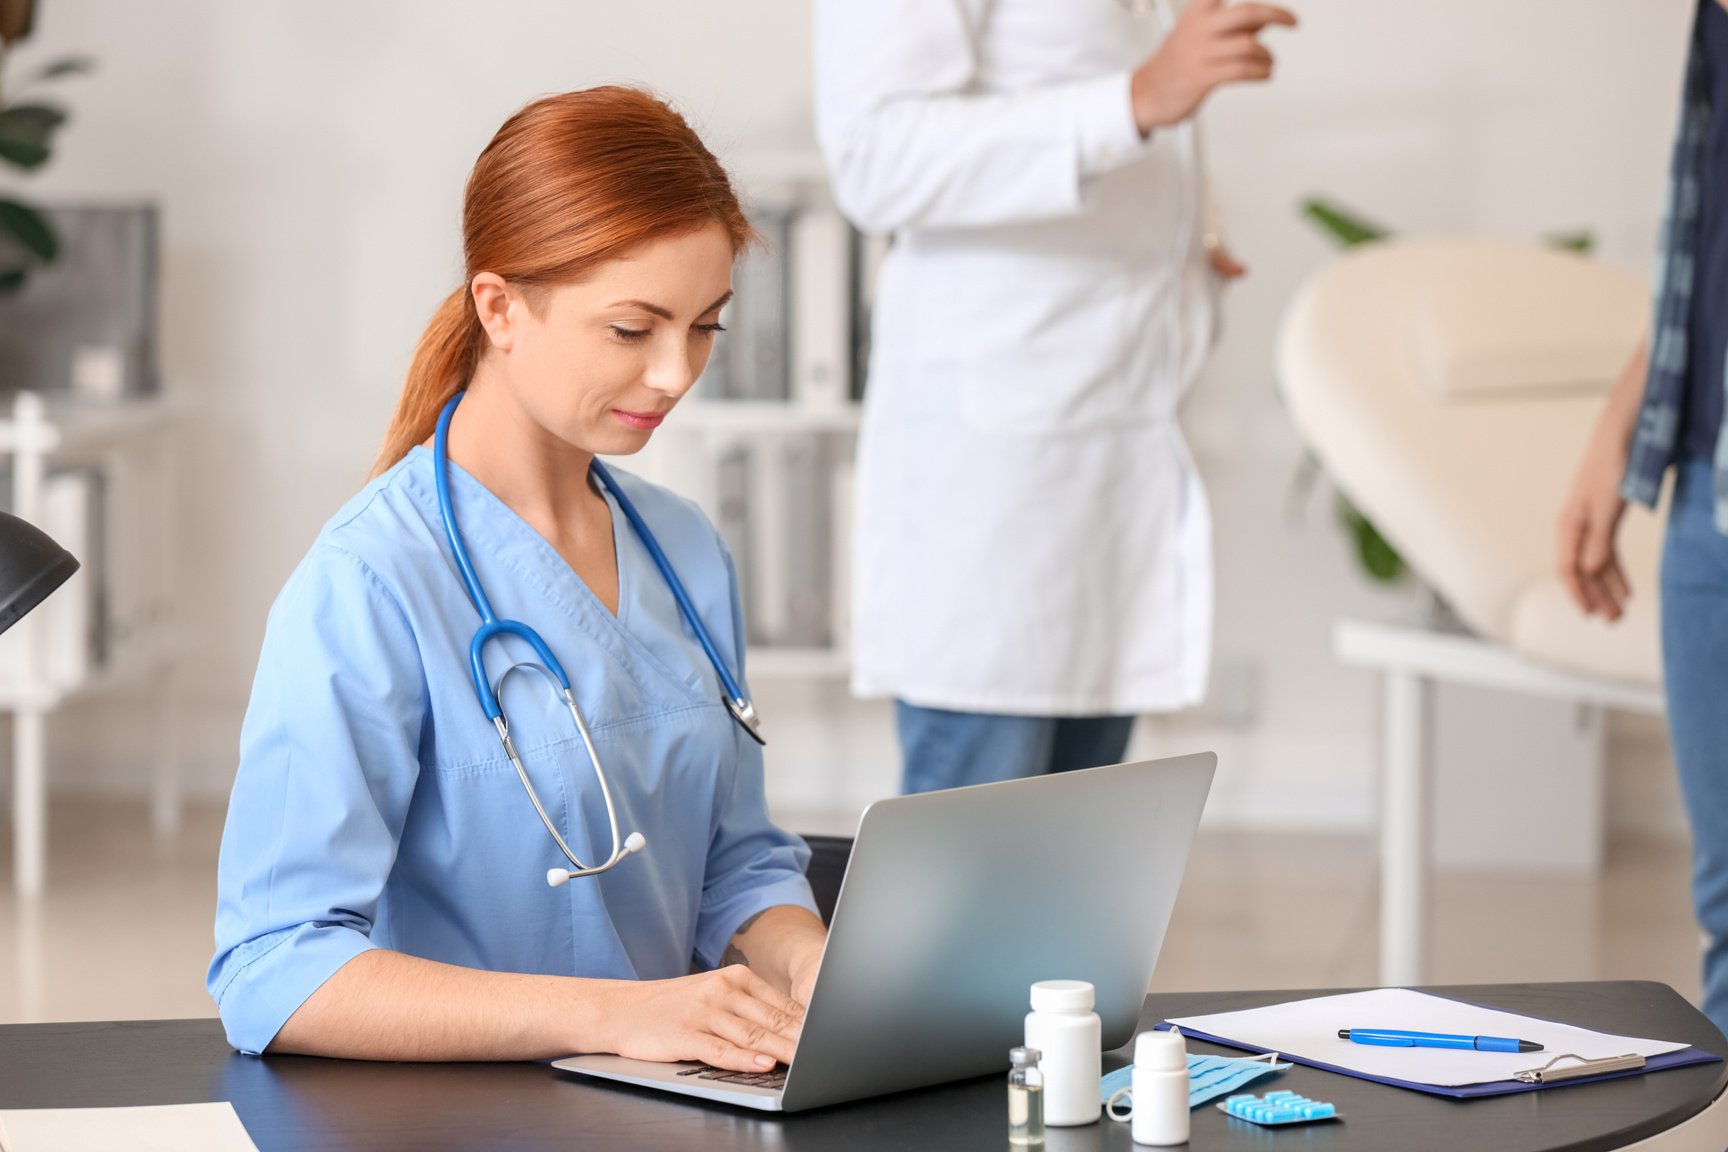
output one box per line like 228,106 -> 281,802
1276,237 -> 1662,686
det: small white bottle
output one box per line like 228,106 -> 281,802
1023,980 -> 1101,1126
1129,1030 -> 1189,1147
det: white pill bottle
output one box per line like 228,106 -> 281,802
1023,980 -> 1101,1126
1129,1029 -> 1190,1146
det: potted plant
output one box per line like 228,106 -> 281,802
0,0 -> 92,292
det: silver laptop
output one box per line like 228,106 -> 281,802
553,752 -> 1215,1112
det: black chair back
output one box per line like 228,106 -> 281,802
799,834 -> 854,927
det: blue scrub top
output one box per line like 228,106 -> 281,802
208,446 -> 816,1055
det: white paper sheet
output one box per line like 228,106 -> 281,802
1167,988 -> 1691,1088
0,1101 -> 259,1152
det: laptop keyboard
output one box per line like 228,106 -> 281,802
676,1063 -> 788,1090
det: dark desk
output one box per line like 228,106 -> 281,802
1,983 -> 1722,1151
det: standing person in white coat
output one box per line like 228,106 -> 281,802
816,0 -> 1294,794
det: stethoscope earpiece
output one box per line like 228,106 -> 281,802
546,832 -> 649,888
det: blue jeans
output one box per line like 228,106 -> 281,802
894,701 -> 1137,795
1661,457 -> 1728,1036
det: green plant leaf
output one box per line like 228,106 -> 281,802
0,103 -> 66,149
1301,198 -> 1391,248
27,55 -> 94,83
0,137 -> 48,168
1334,494 -> 1406,584
0,199 -> 56,261
1546,229 -> 1595,255
0,265 -> 26,293
1354,517 -> 1405,583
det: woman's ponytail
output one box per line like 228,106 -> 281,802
372,286 -> 485,476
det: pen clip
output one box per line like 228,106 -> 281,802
1512,1052 -> 1646,1083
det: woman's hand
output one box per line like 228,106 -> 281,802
1557,342 -> 1648,622
788,941 -> 825,1008
1131,0 -> 1297,135
597,967 -> 806,1072
1557,436 -> 1632,621
723,904 -> 829,1003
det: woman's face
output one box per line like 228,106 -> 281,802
478,221 -> 735,458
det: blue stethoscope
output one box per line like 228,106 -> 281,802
433,391 -> 763,887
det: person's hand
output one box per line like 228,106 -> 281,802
1207,241 -> 1247,280
788,940 -> 825,1008
1556,431 -> 1632,622
1130,0 -> 1297,135
596,966 -> 805,1073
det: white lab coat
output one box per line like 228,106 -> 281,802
817,0 -> 1217,715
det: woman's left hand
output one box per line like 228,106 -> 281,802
789,943 -> 825,1008
726,905 -> 829,1006
1208,243 -> 1246,280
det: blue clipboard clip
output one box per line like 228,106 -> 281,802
1513,1052 -> 1646,1084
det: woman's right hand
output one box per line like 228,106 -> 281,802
1557,348 -> 1649,622
595,965 -> 806,1072
1557,435 -> 1630,621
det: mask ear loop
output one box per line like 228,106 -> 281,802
1105,1086 -> 1134,1122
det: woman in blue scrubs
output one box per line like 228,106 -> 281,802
207,88 -> 826,1069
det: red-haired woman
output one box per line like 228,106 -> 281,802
207,88 -> 826,1068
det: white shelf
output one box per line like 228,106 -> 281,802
0,645 -> 175,710
0,396 -> 174,457
1,390 -> 181,895
679,400 -> 861,434
749,645 -> 851,680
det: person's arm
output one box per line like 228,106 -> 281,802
1556,339 -> 1648,621
210,547 -> 804,1070
693,541 -> 828,1009
815,0 -> 1293,235
271,949 -> 806,1069
725,906 -> 829,1007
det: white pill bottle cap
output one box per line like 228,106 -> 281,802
1135,1028 -> 1186,1070
1029,980 -> 1095,1012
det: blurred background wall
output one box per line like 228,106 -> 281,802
6,0 -> 1693,839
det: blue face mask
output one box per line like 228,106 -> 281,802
1101,1050 -> 1291,1114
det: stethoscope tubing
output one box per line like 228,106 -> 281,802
589,457 -> 750,710
431,389 -> 759,883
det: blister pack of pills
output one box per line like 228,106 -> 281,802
1218,1090 -> 1342,1126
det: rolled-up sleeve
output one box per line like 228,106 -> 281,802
693,544 -> 817,968
207,545 -> 428,1054
816,0 -> 1150,234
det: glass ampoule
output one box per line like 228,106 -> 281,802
1007,1045 -> 1045,1146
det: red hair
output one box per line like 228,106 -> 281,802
373,86 -> 754,475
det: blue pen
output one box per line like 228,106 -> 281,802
1338,1029 -> 1543,1054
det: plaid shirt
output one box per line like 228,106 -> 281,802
1623,5 -> 1728,531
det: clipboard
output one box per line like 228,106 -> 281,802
1157,990 -> 1722,1100
1513,1053 -> 1647,1084
1159,1023 -> 1716,1099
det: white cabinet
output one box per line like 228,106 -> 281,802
2,391 -> 178,895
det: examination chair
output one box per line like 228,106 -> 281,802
1276,237 -> 1662,685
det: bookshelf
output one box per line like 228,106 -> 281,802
1,390 -> 179,895
662,150 -> 874,682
